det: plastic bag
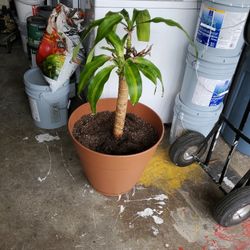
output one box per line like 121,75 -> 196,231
36,4 -> 85,92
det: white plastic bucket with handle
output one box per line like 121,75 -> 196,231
14,0 -> 44,23
194,0 -> 250,57
24,68 -> 70,129
169,94 -> 223,144
180,45 -> 240,111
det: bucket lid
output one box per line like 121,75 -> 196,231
24,68 -> 51,92
27,16 -> 47,25
188,45 -> 241,64
207,0 -> 250,8
175,94 -> 223,118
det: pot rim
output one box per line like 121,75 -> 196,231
68,98 -> 164,158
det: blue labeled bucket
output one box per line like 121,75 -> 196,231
24,68 -> 70,129
180,45 -> 240,111
169,93 -> 223,144
194,0 -> 250,57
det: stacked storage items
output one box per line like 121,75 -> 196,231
170,0 -> 250,144
14,0 -> 44,53
22,4 -> 85,129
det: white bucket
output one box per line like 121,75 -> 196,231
14,0 -> 43,23
24,68 -> 70,129
194,0 -> 250,57
17,21 -> 28,54
180,45 -> 240,111
169,94 -> 223,144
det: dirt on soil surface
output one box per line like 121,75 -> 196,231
72,111 -> 159,155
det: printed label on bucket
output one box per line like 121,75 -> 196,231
29,98 -> 40,122
195,4 -> 247,50
192,76 -> 230,107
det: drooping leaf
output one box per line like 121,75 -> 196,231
106,31 -> 124,58
72,18 -> 104,60
146,17 -> 198,58
124,59 -> 142,105
78,55 -> 110,95
94,13 -> 123,46
132,9 -> 140,26
136,63 -> 157,85
135,9 -> 151,42
87,65 -> 116,113
133,57 -> 164,95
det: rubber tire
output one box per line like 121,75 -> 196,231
169,131 -> 207,167
213,186 -> 250,227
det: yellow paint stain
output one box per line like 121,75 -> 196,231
139,145 -> 203,193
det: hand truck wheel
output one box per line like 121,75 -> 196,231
213,186 -> 250,227
169,131 -> 208,167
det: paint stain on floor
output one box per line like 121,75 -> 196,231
139,146 -> 202,193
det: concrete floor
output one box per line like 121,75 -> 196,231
0,40 -> 250,250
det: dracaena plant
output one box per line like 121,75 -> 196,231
74,9 -> 196,139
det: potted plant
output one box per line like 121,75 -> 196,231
68,9 -> 195,196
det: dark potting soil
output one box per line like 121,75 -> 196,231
72,111 -> 159,155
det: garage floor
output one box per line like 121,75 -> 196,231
1,41 -> 250,250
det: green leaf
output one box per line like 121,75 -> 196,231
72,18 -> 104,60
133,57 -> 164,95
94,13 -> 123,46
147,17 -> 198,58
124,59 -> 142,105
135,9 -> 151,42
120,9 -> 132,29
78,55 -> 110,95
87,65 -> 116,113
106,31 -> 124,58
132,9 -> 139,25
137,64 -> 157,85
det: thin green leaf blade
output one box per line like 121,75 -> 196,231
147,17 -> 198,58
87,65 -> 115,113
124,59 -> 142,105
95,13 -> 123,45
78,55 -> 110,95
135,9 -> 151,42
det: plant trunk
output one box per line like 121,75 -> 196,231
113,76 -> 128,139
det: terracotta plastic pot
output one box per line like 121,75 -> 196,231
68,98 -> 164,196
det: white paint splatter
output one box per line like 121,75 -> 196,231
165,243 -> 169,248
89,189 -> 94,194
223,177 -> 235,188
158,206 -> 163,209
38,144 -> 52,182
23,137 -> 29,140
152,215 -> 164,224
137,208 -> 154,218
129,223 -> 134,229
152,226 -> 159,236
35,133 -> 60,143
119,205 -> 125,215
117,195 -> 122,201
135,185 -> 146,190
156,201 -> 166,206
124,194 -> 168,203
153,194 -> 168,201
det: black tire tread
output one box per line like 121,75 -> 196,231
213,186 -> 250,227
169,131 -> 207,166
